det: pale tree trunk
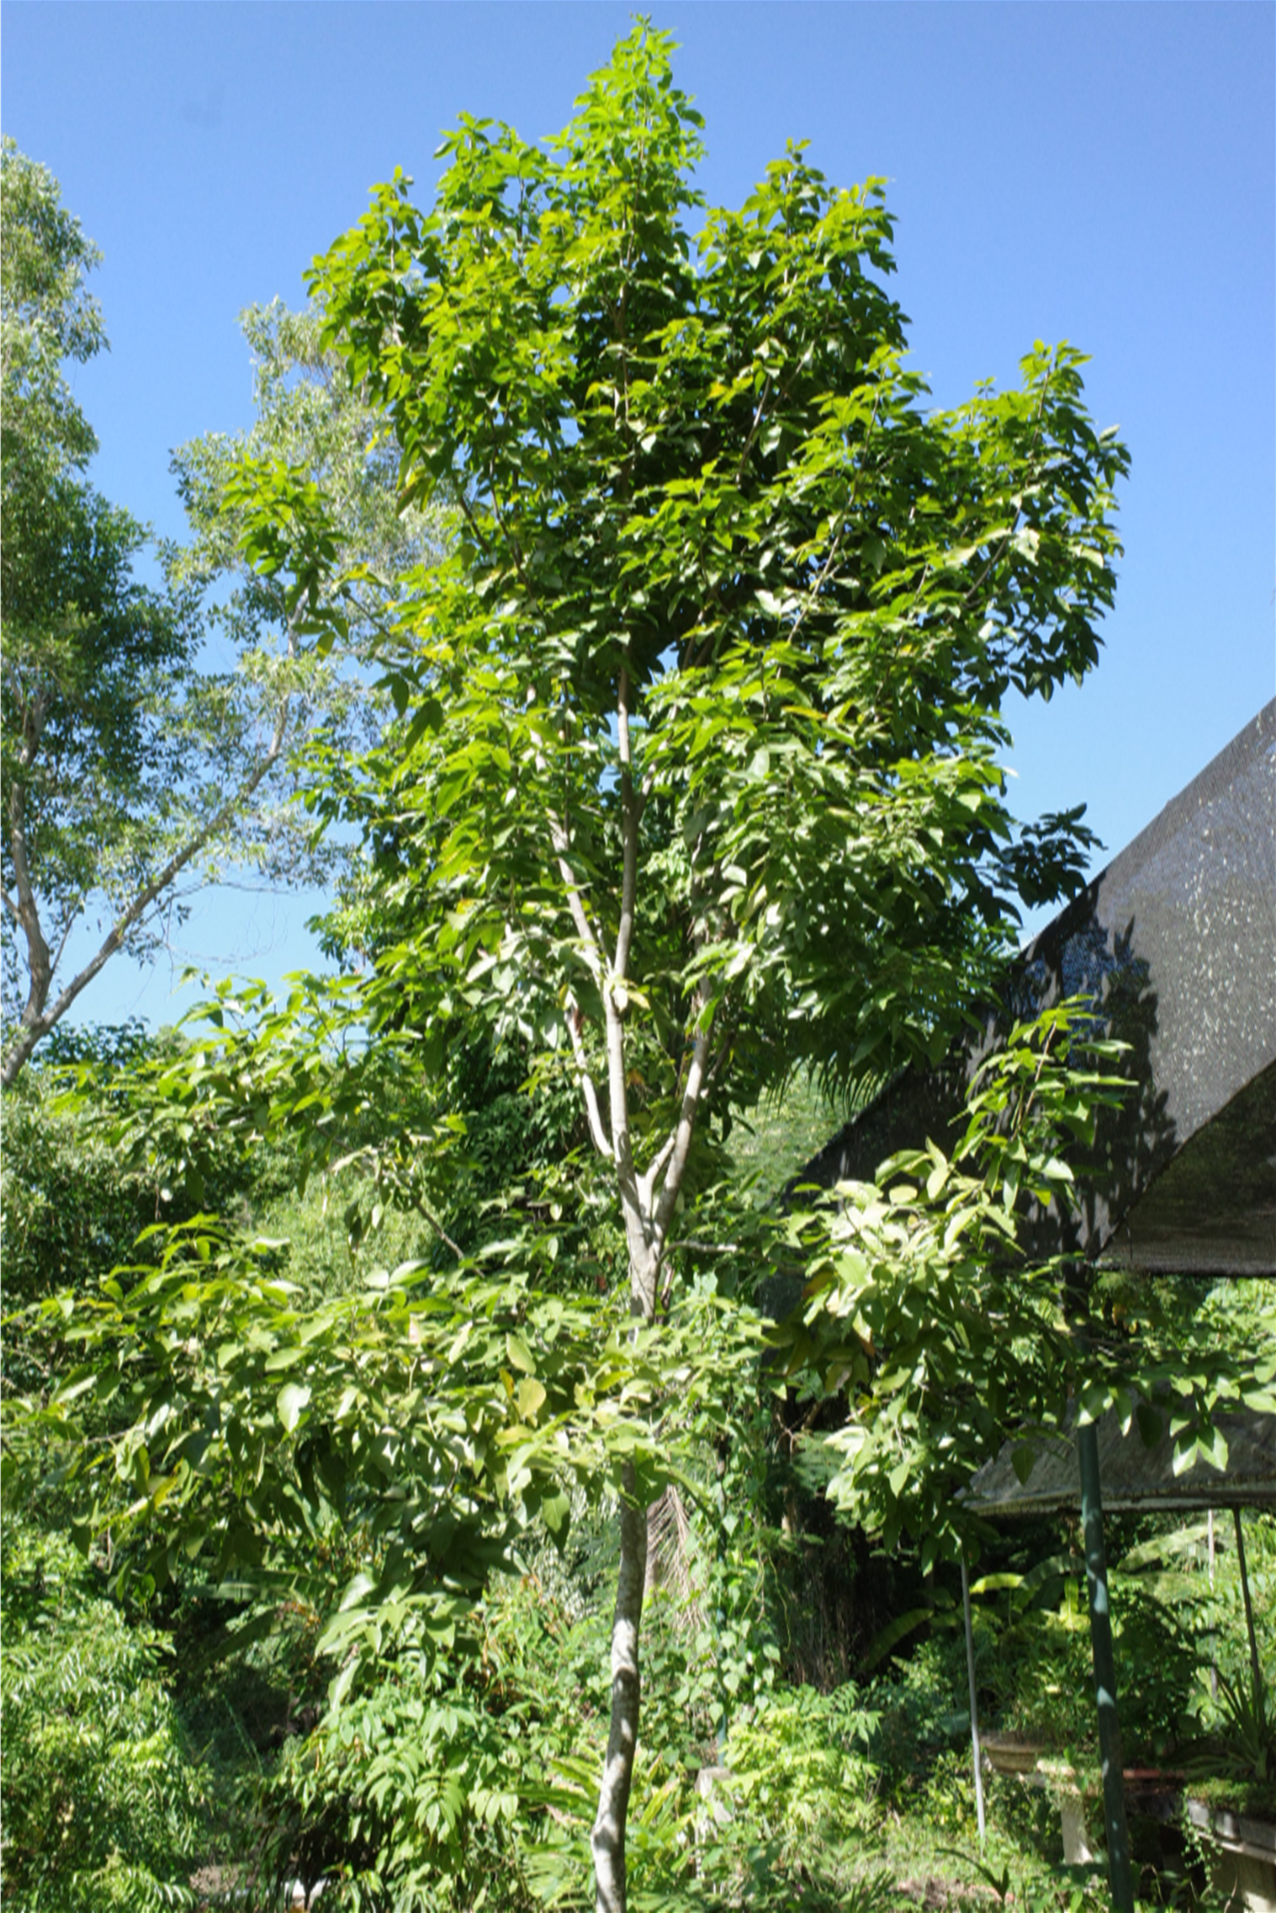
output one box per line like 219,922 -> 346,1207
589,1219 -> 659,1913
590,1465 -> 649,1912
552,659 -> 714,1913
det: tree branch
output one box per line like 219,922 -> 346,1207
1,688 -> 293,1088
651,991 -> 715,1250
565,998 -> 612,1159
613,660 -> 639,984
46,895 -> 85,983
641,1131 -> 677,1203
416,1199 -> 466,1264
6,740 -> 54,1050
549,820 -> 605,987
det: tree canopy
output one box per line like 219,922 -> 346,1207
308,20 -> 1125,1265
0,141 -> 444,1086
289,26 -> 1128,1908
3,29 -> 1168,1912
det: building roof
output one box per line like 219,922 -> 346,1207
963,1401 -> 1276,1517
799,701 -> 1276,1277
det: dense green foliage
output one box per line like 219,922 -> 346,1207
308,25 -> 1124,1122
1,1515 -> 206,1912
0,140 -> 441,1083
4,1027 -> 1275,1909
3,28 -> 1272,1913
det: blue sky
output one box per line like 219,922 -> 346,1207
5,1 -> 1273,1031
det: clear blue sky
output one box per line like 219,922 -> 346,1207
5,1 -> 1273,1030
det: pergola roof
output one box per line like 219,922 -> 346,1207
964,1403 -> 1276,1518
800,701 -> 1276,1278
799,707 -> 1276,1911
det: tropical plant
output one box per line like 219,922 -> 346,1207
1185,1667 -> 1276,1802
0,1514 -> 207,1912
282,22 -> 1131,1905
721,1681 -> 881,1842
780,1004 -> 1129,1562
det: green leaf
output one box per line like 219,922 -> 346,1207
276,1381 -> 311,1433
539,1487 -> 572,1548
504,1334 -> 534,1375
516,1377 -> 546,1421
1011,1441 -> 1037,1485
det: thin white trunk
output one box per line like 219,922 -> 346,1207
591,1466 -> 648,1913
585,647 -> 715,1913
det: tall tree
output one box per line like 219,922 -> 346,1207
0,139 -> 444,1085
0,136 -> 102,484
303,26 -> 1128,1910
1,139 -> 190,1079
1,477 -> 202,1082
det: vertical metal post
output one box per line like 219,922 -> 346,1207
1077,1417 -> 1133,1913
1233,1507 -> 1263,1713
961,1554 -> 987,1844
1208,1508 -> 1218,1700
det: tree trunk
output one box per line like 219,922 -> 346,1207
581,656 -> 712,1911
591,1465 -> 649,1913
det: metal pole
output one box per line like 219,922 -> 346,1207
961,1553 -> 987,1845
1077,1417 -> 1133,1913
1208,1508 -> 1218,1701
1233,1506 -> 1263,1713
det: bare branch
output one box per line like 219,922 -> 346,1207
641,1131 -> 677,1203
651,992 -> 715,1251
1,689 -> 292,1088
5,752 -> 54,1051
549,821 -> 605,986
565,997 -> 612,1159
417,1200 -> 466,1264
613,660 -> 638,983
548,820 -> 621,1169
47,896 -> 85,982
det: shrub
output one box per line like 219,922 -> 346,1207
1,1516 -> 206,1912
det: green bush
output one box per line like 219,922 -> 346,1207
1,1516 -> 206,1912
722,1682 -> 880,1845
864,1632 -> 972,1795
1,1043 -> 157,1395
981,1518 -> 1258,1770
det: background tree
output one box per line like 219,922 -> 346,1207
0,135 -> 102,485
302,25 -> 1127,1909
169,296 -> 452,780
0,140 -> 446,1086
1,139 -> 198,1082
